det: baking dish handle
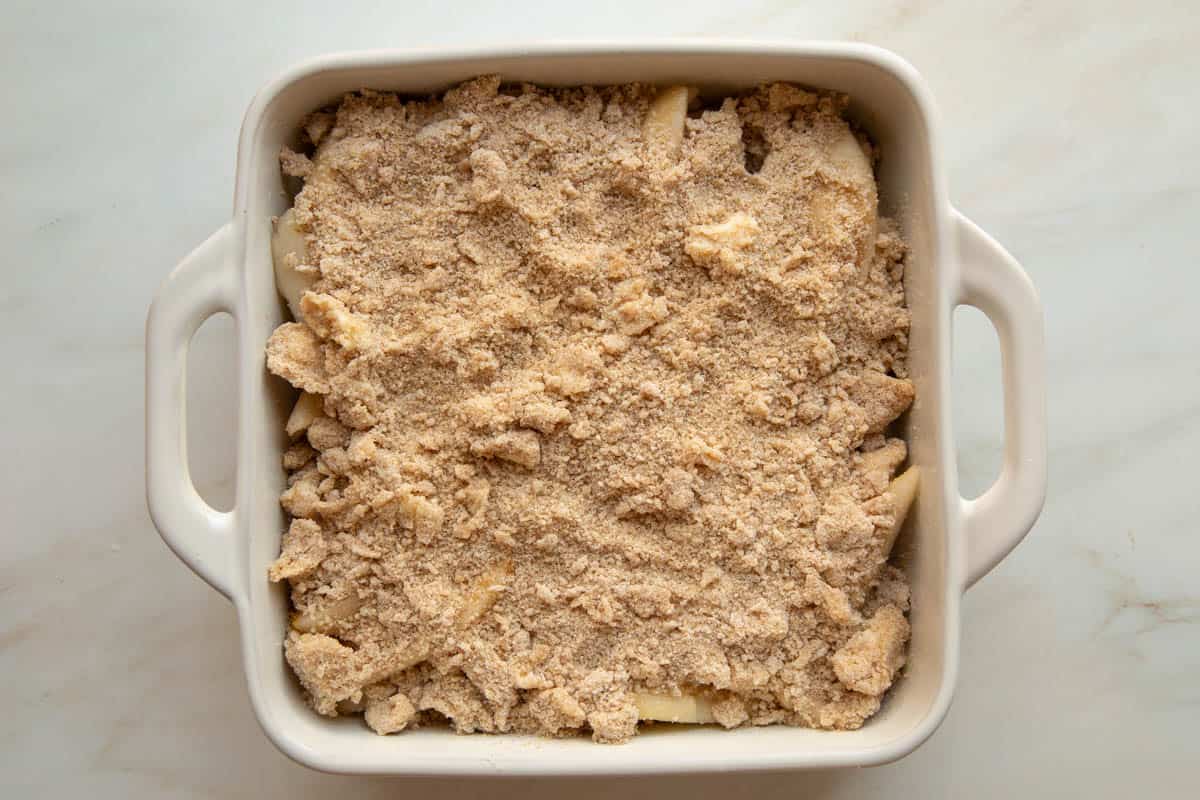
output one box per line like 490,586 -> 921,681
146,225 -> 237,599
953,209 -> 1047,589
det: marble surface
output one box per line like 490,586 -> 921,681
3,0 -> 1196,796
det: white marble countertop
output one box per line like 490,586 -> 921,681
4,0 -> 1196,796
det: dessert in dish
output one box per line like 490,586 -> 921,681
265,77 -> 917,743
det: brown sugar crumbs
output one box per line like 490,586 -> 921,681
265,77 -> 916,744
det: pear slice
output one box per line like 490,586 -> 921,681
810,124 -> 879,268
828,126 -> 872,185
271,207 -> 317,320
291,593 -> 363,633
643,86 -> 698,156
881,466 -> 919,557
285,391 -> 323,439
633,692 -> 715,724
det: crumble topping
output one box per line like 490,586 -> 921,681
266,77 -> 914,743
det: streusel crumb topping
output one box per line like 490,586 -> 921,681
266,77 -> 914,743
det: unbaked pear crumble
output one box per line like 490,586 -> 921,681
265,77 -> 917,744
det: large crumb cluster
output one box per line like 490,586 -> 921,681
266,77 -> 914,744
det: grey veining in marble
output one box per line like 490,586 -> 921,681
2,0 -> 1196,797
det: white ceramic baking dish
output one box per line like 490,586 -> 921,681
146,41 -> 1046,775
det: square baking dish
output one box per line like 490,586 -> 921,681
146,41 -> 1046,775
